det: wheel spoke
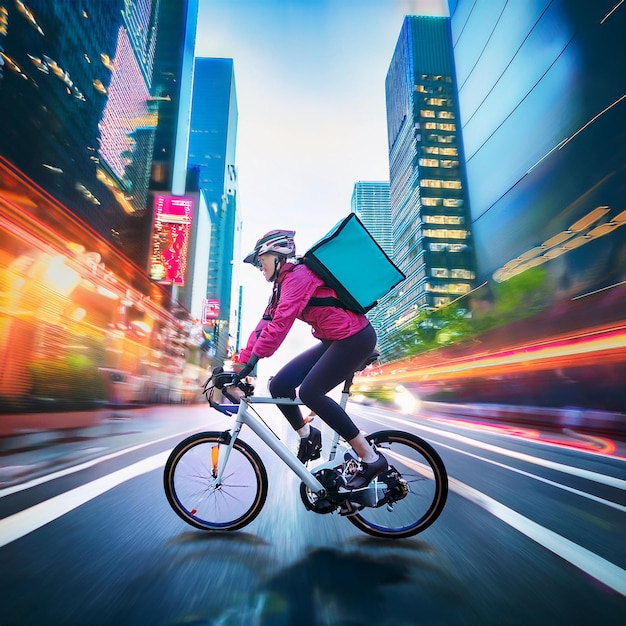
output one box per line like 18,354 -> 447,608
164,433 -> 268,531
347,430 -> 448,538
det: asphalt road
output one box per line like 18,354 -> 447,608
1,402 -> 625,625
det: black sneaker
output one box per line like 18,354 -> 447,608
297,426 -> 322,463
343,452 -> 388,490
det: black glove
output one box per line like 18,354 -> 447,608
234,354 -> 259,381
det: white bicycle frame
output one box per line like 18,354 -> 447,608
213,382 -> 353,496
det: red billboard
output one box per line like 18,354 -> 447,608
149,195 -> 194,285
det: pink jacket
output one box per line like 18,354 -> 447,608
239,262 -> 370,362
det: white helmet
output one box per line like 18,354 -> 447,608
243,229 -> 296,266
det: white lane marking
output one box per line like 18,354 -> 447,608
449,476 -> 626,597
393,450 -> 626,597
364,408 -> 626,489
0,427 -> 203,498
435,440 -> 626,513
0,439 -> 624,599
0,451 -> 169,548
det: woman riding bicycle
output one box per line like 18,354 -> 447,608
236,229 -> 387,489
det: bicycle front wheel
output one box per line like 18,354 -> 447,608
347,430 -> 448,539
163,431 -> 268,531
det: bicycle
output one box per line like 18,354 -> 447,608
163,361 -> 448,539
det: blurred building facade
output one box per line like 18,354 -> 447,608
0,0 -> 202,410
357,3 -> 626,415
186,58 -> 242,364
449,0 -> 626,299
381,15 -> 474,359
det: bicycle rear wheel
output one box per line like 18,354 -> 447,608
164,431 -> 268,531
346,430 -> 447,538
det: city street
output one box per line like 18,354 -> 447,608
1,402 -> 625,625
1,2 -> 624,624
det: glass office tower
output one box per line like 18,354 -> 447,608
351,182 -> 393,256
365,1 -> 626,412
383,16 -> 474,353
351,181 -> 393,343
449,0 -> 626,298
187,58 -> 241,363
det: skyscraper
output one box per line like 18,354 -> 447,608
449,0 -> 626,299
0,0 -> 165,265
187,58 -> 241,363
368,2 -> 626,412
351,182 -> 392,256
383,16 -> 474,355
0,0 -> 199,408
351,181 -> 393,342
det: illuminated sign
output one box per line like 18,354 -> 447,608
202,299 -> 220,323
150,195 -> 193,285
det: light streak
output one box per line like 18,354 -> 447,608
360,323 -> 626,382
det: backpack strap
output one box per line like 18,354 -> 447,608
306,296 -> 347,310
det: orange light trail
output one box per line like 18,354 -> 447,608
359,323 -> 626,383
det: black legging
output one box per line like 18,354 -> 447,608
268,323 -> 377,442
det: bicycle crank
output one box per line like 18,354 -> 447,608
299,468 -> 345,514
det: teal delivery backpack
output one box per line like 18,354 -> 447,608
303,213 -> 405,314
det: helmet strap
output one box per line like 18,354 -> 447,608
270,256 -> 282,282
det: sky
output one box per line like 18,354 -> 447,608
194,0 -> 449,372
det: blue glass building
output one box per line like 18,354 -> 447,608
351,181 -> 393,343
351,181 -> 392,256
383,15 -> 474,357
450,0 -> 626,298
373,1 -> 626,412
187,57 -> 241,363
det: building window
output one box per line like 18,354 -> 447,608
441,160 -> 459,168
424,215 -> 464,225
419,158 -> 439,167
451,269 -> 475,279
425,283 -> 449,294
429,242 -> 447,252
449,283 -> 471,294
421,197 -> 440,206
431,268 -> 449,278
438,110 -> 455,119
421,179 -> 441,188
443,198 -> 464,207
438,123 -> 456,131
420,109 -> 436,118
424,228 -> 467,239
